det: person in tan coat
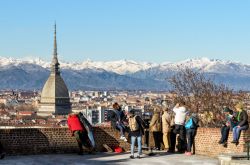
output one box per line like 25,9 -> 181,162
149,106 -> 162,150
162,107 -> 172,151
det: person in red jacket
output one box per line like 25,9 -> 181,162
67,113 -> 85,155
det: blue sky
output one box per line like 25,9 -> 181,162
0,0 -> 249,63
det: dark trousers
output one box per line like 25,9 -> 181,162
153,131 -> 162,150
0,142 -> 4,154
220,126 -> 230,143
169,128 -> 176,152
74,130 -> 91,153
170,125 -> 186,152
186,129 -> 196,152
144,130 -> 150,147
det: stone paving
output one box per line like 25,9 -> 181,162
0,152 -> 219,165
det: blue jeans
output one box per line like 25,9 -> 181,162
116,123 -> 125,136
233,125 -> 248,141
131,136 -> 142,156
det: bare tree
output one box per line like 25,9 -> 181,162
168,67 -> 240,127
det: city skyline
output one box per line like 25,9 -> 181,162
0,0 -> 249,63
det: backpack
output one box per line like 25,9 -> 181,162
129,116 -> 139,131
185,118 -> 194,129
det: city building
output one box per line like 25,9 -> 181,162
37,24 -> 71,116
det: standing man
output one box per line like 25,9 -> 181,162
162,107 -> 172,151
172,101 -> 188,153
128,110 -> 146,159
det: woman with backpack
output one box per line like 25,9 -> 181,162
185,113 -> 199,156
128,110 -> 146,159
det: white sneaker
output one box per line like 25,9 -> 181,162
120,136 -> 127,142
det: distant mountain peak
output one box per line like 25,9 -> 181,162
0,56 -> 250,75
0,56 -> 250,90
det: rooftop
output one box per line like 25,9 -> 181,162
0,152 -> 218,165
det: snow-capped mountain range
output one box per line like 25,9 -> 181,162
0,56 -> 250,91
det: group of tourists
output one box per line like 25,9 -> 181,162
108,101 -> 249,159
109,101 -> 199,158
148,101 -> 199,156
66,101 -> 249,159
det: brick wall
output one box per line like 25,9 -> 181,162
0,127 -> 130,155
0,127 -> 248,156
194,128 -> 246,157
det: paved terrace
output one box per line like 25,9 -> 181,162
0,152 -> 218,165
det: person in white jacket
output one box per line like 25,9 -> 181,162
171,102 -> 188,153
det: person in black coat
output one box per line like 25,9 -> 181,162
127,110 -> 146,159
232,102 -> 249,144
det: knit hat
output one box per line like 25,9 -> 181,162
235,102 -> 244,110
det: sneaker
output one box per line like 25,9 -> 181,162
120,136 -> 126,140
185,152 -> 192,156
130,155 -> 135,159
153,147 -> 159,150
222,142 -> 228,148
137,155 -> 141,159
218,140 -> 223,144
231,140 -> 237,143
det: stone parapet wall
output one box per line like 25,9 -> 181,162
0,127 -> 130,155
194,128 -> 246,156
0,127 -> 248,156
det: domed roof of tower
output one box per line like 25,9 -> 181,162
40,75 -> 69,103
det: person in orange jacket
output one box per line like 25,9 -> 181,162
67,113 -> 86,155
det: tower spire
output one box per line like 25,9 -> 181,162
53,22 -> 58,62
51,22 -> 60,74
